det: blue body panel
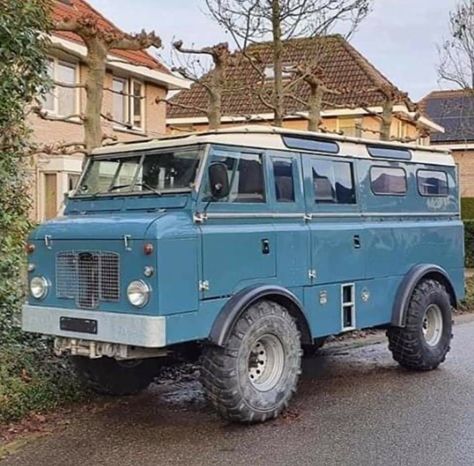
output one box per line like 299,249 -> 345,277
26,142 -> 465,347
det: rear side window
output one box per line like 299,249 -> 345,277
370,167 -> 407,195
417,170 -> 448,196
208,152 -> 266,203
312,159 -> 356,204
273,159 -> 295,202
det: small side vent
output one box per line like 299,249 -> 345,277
341,284 -> 355,331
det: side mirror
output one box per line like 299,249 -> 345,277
208,162 -> 230,199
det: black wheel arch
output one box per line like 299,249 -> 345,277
209,284 -> 312,347
391,264 -> 457,328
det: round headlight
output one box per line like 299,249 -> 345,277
127,280 -> 150,307
30,276 -> 48,299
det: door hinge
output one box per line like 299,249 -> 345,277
193,212 -> 208,224
44,235 -> 53,249
308,269 -> 317,280
199,280 -> 210,291
123,234 -> 132,251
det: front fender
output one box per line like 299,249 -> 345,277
209,285 -> 311,347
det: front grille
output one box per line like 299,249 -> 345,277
56,251 -> 120,309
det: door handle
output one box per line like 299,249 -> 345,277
261,239 -> 270,255
353,235 -> 361,249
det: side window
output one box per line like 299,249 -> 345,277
273,159 -> 295,202
312,159 -> 356,204
208,152 -> 265,203
370,166 -> 407,195
417,170 -> 448,196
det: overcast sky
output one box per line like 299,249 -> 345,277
89,0 -> 460,101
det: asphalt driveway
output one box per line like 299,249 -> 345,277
2,317 -> 474,466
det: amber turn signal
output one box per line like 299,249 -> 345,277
144,243 -> 154,255
25,243 -> 35,254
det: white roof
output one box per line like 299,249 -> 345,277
93,125 -> 454,167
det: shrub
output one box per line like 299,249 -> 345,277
0,342 -> 85,423
0,0 -> 86,423
461,198 -> 474,220
465,221 -> 474,268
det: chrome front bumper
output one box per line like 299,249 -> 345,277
22,304 -> 166,348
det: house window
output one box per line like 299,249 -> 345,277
263,65 -> 293,81
112,77 -> 145,130
338,117 -> 361,138
43,58 -> 78,117
396,120 -> 408,139
68,174 -> 80,193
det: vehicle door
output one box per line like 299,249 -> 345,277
267,151 -> 311,288
302,154 -> 365,284
197,146 -> 276,299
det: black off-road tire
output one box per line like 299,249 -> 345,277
200,300 -> 302,423
72,356 -> 159,396
387,279 -> 452,371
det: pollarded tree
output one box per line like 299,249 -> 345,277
167,41 -> 233,130
206,0 -> 372,127
47,14 -> 163,152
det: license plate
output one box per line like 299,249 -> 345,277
60,317 -> 98,334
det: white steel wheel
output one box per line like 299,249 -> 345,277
422,304 -> 443,347
248,334 -> 285,392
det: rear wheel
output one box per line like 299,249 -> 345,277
200,300 -> 302,423
72,356 -> 159,396
387,279 -> 452,371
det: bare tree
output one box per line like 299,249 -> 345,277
39,14 -> 162,152
167,41 -> 233,130
438,0 -> 474,91
206,0 -> 371,126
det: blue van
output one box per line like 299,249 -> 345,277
22,126 -> 465,423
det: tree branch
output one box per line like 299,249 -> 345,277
159,98 -> 208,115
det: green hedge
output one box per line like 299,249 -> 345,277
462,198 -> 474,220
466,221 -> 474,268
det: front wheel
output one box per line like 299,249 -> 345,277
72,356 -> 160,396
200,300 -> 302,423
387,279 -> 452,371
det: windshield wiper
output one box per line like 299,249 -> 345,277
107,182 -> 163,196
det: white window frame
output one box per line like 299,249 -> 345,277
44,57 -> 80,118
112,76 -> 146,132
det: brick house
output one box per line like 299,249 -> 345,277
30,0 -> 187,221
167,36 -> 441,143
421,89 -> 474,197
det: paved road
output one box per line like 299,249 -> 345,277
3,320 -> 474,466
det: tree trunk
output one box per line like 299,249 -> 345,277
271,0 -> 284,127
380,99 -> 393,141
208,57 -> 223,130
84,38 -> 107,152
208,91 -> 221,130
307,84 -> 324,132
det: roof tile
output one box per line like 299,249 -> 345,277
169,35 -> 410,119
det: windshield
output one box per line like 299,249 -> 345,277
76,147 -> 202,196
